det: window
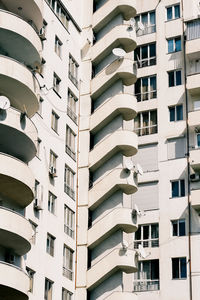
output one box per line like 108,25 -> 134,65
69,55 -> 79,87
168,70 -> 182,87
34,180 -> 43,209
64,205 -> 75,238
169,105 -> 183,121
38,97 -> 44,116
34,180 -> 40,201
171,179 -> 185,198
187,19 -> 200,41
134,224 -> 159,249
62,288 -> 72,300
48,192 -> 56,214
55,36 -> 62,57
47,0 -> 69,29
167,137 -> 186,160
26,267 -> 35,293
197,133 -> 200,148
67,90 -> 78,124
53,72 -> 61,95
167,4 -> 180,21
63,245 -> 73,280
36,138 -> 41,158
134,110 -> 157,136
66,125 -> 76,160
194,100 -> 200,111
49,151 -> 57,169
64,165 -> 75,200
51,111 -> 59,133
46,233 -> 55,256
44,278 -> 53,300
135,11 -> 156,36
134,43 -> 156,68
30,221 -> 37,245
172,257 -> 187,279
135,75 -> 157,101
134,260 -> 159,292
188,59 -> 200,75
168,37 -> 181,53
172,219 -> 186,236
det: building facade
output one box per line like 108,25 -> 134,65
1,0 -> 200,300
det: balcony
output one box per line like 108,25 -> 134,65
88,208 -> 137,248
0,153 -> 34,207
89,130 -> 138,171
89,168 -> 137,210
92,25 -> 137,65
187,73 -> 200,95
93,0 -> 136,32
0,9 -> 42,68
87,248 -> 137,290
0,207 -> 32,255
105,291 -> 138,300
0,261 -> 29,300
0,107 -> 37,163
133,280 -> 160,292
0,55 -> 40,117
186,38 -> 200,60
190,148 -> 200,171
0,0 -> 43,31
191,189 -> 200,210
91,58 -> 137,100
188,110 -> 200,128
90,93 -> 137,133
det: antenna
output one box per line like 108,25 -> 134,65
0,96 -> 10,110
138,244 -> 150,258
121,240 -> 129,250
112,48 -> 126,59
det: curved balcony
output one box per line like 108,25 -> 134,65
0,9 -> 42,68
89,168 -> 137,210
87,248 -> 137,290
190,148 -> 200,171
91,58 -> 137,100
0,107 -> 37,163
191,189 -> 200,210
0,261 -> 29,300
188,110 -> 200,128
187,73 -> 200,95
93,0 -> 136,32
89,130 -> 138,171
0,55 -> 40,117
0,153 -> 34,208
88,208 -> 137,249
105,291 -> 138,300
0,207 -> 32,255
92,25 -> 137,65
1,0 -> 43,31
186,38 -> 200,60
90,93 -> 137,133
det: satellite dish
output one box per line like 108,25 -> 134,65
134,204 -> 145,217
112,48 -> 126,58
121,240 -> 129,250
0,96 -> 10,110
124,160 -> 134,171
138,21 -> 145,31
138,244 -> 150,258
136,164 -> 143,176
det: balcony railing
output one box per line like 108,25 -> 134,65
63,266 -> 73,280
65,145 -> 76,161
67,105 -> 78,124
134,124 -> 157,136
133,280 -> 160,292
64,183 -> 75,200
64,224 -> 74,239
134,238 -> 159,249
135,90 -> 157,102
136,57 -> 156,69
136,25 -> 156,37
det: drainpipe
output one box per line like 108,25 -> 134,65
181,1 -> 193,299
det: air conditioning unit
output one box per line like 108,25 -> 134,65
49,166 -> 57,177
190,173 -> 200,182
39,27 -> 46,40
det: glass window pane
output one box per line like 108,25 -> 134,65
172,221 -> 178,236
169,107 -> 175,121
176,105 -> 183,121
168,39 -> 174,53
167,7 -> 173,20
176,70 -> 182,85
172,258 -> 179,278
151,224 -> 159,238
180,258 -> 187,278
150,43 -> 156,57
175,38 -> 181,51
172,181 -> 179,197
169,71 -> 175,87
151,260 -> 159,280
180,180 -> 185,197
174,5 -> 180,19
143,226 -> 149,240
150,76 -> 156,91
141,45 -> 148,59
197,134 -> 200,147
150,12 -> 155,25
179,219 -> 186,236
141,13 -> 148,25
194,100 -> 200,110
135,226 -> 141,240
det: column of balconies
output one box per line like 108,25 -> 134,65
87,0 -> 138,297
0,1 -> 43,299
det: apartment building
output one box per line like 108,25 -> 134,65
1,0 -> 200,300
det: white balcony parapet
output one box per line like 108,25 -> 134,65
187,73 -> 200,95
191,189 -> 200,210
105,291 -> 138,300
188,110 -> 200,128
190,148 -> 200,171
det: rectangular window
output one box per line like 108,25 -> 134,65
135,75 -> 157,101
134,110 -> 157,136
134,260 -> 159,292
49,151 -> 57,176
26,267 -> 35,293
46,233 -> 55,256
38,97 -> 44,116
63,245 -> 73,280
172,257 -> 187,279
30,220 -> 37,244
67,90 -> 78,124
44,278 -> 53,300
34,180 -> 43,209
166,4 -> 180,21
51,111 -> 59,133
167,137 -> 186,160
135,11 -> 156,36
53,72 -> 61,95
64,165 -> 75,200
171,179 -> 185,198
47,0 -> 69,29
167,37 -> 181,53
48,192 -> 56,214
168,70 -> 182,87
134,43 -> 156,68
62,288 -> 73,300
172,219 -> 186,236
134,223 -> 159,249
64,205 -> 75,239
69,55 -> 79,88
55,36 -> 62,57
36,138 -> 41,158
66,125 -> 76,160
169,105 -> 183,122
197,133 -> 200,148
187,19 -> 200,40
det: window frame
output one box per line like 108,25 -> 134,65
134,223 -> 159,249
168,69 -> 182,87
167,36 -> 181,53
172,257 -> 187,279
66,125 -> 76,160
166,4 -> 181,21
44,278 -> 54,300
134,43 -> 156,68
26,267 -> 35,293
64,165 -> 75,200
64,205 -> 75,239
46,233 -> 55,257
171,179 -> 185,198
51,110 -> 59,133
48,191 -> 57,215
68,54 -> 79,88
134,110 -> 158,136
55,35 -> 62,57
171,219 -> 186,237
53,72 -> 61,96
67,89 -> 78,124
63,245 -> 74,281
135,10 -> 156,36
169,104 -> 183,122
135,75 -> 157,101
49,150 -> 57,170
62,288 -> 73,300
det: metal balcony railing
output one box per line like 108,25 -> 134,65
63,266 -> 73,280
134,124 -> 157,136
65,145 -> 76,161
136,57 -> 156,69
133,280 -> 160,292
134,238 -> 159,249
136,25 -> 156,37
64,183 -> 75,200
64,224 -> 74,239
135,90 -> 157,102
67,105 -> 77,124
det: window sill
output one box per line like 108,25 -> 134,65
167,50 -> 182,54
165,17 -> 181,23
170,196 -> 186,199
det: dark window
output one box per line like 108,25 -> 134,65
168,37 -> 181,53
172,219 -> 186,236
172,257 -> 187,279
169,105 -> 183,122
167,4 -> 180,21
171,179 -> 185,198
168,70 -> 182,87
